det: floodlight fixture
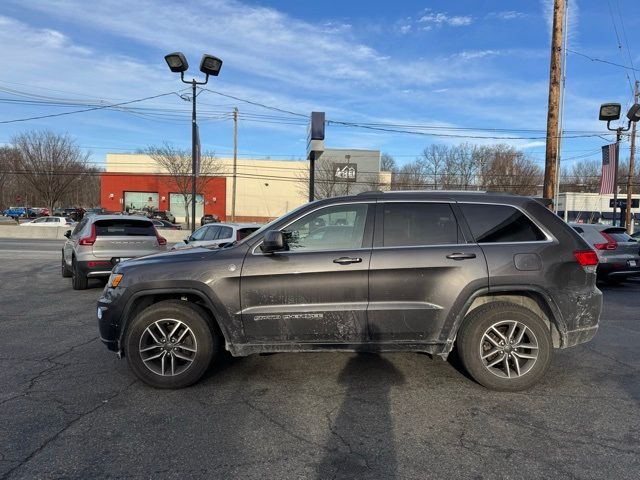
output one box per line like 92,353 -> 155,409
164,52 -> 189,73
626,103 -> 640,123
598,103 -> 621,122
200,54 -> 223,77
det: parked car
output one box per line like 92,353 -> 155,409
86,207 -> 112,216
3,206 -> 27,218
150,211 -> 176,223
20,216 -> 73,227
570,223 -> 640,284
26,207 -> 50,218
172,223 -> 260,250
152,219 -> 182,230
201,214 -> 220,226
62,215 -> 167,290
98,191 -> 602,390
55,207 -> 85,222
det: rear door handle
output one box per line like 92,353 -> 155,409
446,252 -> 477,260
333,257 -> 362,265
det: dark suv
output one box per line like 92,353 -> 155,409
97,191 -> 602,391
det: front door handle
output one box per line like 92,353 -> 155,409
446,252 -> 477,260
333,257 -> 362,265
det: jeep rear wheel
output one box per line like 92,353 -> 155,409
457,302 -> 552,391
124,300 -> 218,389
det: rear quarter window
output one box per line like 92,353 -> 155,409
460,204 -> 546,243
94,219 -> 155,236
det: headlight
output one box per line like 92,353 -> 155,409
107,273 -> 124,288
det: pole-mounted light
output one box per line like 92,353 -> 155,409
164,51 -> 223,232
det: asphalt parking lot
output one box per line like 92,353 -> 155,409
1,238 -> 639,480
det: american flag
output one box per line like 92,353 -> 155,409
600,144 -> 617,194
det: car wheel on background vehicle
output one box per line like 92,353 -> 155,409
457,302 -> 552,392
124,300 -> 219,389
71,258 -> 88,290
61,254 -> 72,278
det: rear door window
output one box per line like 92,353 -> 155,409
94,219 -> 155,236
382,203 -> 462,247
459,204 -> 546,243
204,226 -> 220,241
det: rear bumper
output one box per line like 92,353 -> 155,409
75,260 -> 114,278
597,262 -> 640,278
554,287 -> 602,348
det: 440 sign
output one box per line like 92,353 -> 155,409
334,163 -> 357,182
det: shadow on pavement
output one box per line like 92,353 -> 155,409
316,352 -> 405,479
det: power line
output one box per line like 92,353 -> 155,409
567,49 -> 640,73
0,90 -> 189,125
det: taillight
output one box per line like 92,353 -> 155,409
154,227 -> 167,245
79,224 -> 96,245
594,231 -> 617,250
574,250 -> 599,267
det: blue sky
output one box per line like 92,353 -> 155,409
0,0 -> 639,170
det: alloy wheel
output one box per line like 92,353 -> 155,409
479,320 -> 539,379
138,319 -> 198,376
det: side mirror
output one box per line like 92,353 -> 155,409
184,238 -> 190,244
64,230 -> 71,238
260,230 -> 285,254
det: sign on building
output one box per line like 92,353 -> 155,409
334,163 -> 357,182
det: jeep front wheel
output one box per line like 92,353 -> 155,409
124,300 -> 218,389
457,302 -> 552,391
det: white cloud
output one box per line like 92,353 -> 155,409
418,11 -> 473,27
487,11 -> 526,20
455,50 -> 502,61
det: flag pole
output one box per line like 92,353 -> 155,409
613,132 -> 621,226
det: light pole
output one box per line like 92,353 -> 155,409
164,52 -> 223,232
599,102 -> 640,226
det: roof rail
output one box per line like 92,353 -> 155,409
359,189 -> 488,194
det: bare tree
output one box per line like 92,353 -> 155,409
11,131 -> 90,212
146,143 -> 221,229
477,145 -> 542,195
381,152 -> 397,172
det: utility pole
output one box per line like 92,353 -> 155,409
543,0 -> 566,204
626,80 -> 639,232
191,79 -> 197,233
232,107 -> 238,222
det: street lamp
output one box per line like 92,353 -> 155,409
599,102 -> 640,227
164,52 -> 223,232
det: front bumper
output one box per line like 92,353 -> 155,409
97,286 -> 129,352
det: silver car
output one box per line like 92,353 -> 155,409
570,223 -> 640,284
172,222 -> 261,250
62,215 -> 167,290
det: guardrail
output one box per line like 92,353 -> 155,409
0,225 -> 188,242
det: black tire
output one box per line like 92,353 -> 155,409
61,254 -> 72,278
71,258 -> 88,290
124,300 -> 218,389
457,302 -> 553,391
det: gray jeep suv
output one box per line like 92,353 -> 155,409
63,215 -> 167,290
97,192 -> 602,391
